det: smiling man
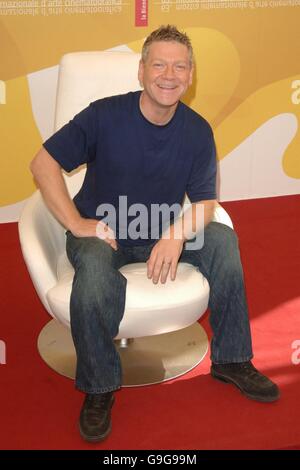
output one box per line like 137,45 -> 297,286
30,25 -> 280,443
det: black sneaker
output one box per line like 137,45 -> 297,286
79,391 -> 115,442
211,361 -> 280,403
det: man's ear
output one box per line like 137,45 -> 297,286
138,59 -> 144,88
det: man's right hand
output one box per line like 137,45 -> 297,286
70,218 -> 118,251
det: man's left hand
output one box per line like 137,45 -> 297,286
147,238 -> 184,284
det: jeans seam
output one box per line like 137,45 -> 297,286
76,384 -> 121,394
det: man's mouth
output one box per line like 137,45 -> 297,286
157,84 -> 177,90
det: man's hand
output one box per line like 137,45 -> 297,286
147,238 -> 184,284
70,217 -> 118,251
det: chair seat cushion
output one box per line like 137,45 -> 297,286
47,255 -> 209,338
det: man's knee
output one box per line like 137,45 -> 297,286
67,234 -> 116,271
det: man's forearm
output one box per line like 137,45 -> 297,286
30,147 -> 82,231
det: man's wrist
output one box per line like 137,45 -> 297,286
161,223 -> 186,243
67,214 -> 83,233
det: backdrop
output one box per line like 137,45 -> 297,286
0,0 -> 300,222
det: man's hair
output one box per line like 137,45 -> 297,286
141,25 -> 193,64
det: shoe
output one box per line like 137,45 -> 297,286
79,391 -> 115,442
211,361 -> 280,403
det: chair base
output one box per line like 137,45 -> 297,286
38,319 -> 208,387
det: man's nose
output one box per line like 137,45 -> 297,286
162,64 -> 175,79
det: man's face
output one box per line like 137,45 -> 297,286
138,40 -> 193,109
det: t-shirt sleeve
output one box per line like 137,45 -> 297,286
43,102 -> 98,172
186,126 -> 217,203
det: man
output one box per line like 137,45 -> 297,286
30,25 -> 280,443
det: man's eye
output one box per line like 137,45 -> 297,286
176,64 -> 186,71
153,63 -> 164,68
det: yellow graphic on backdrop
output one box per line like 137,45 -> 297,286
214,77 -> 300,178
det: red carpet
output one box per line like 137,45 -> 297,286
0,195 -> 300,449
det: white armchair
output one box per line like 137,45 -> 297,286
19,52 -> 233,386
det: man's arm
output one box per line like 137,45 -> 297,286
30,147 -> 117,249
147,199 -> 216,284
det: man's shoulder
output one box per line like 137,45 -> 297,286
181,101 -> 213,136
90,90 -> 139,112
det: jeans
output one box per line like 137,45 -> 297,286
66,222 -> 253,393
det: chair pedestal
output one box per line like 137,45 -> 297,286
38,319 -> 208,387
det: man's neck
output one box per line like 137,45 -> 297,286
139,92 -> 178,126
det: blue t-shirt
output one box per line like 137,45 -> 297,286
43,91 -> 216,246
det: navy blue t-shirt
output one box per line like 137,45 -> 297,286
43,91 -> 216,246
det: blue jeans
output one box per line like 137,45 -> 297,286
66,222 -> 253,393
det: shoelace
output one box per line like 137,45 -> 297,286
240,362 -> 261,377
84,394 -> 112,424
239,361 -> 256,369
